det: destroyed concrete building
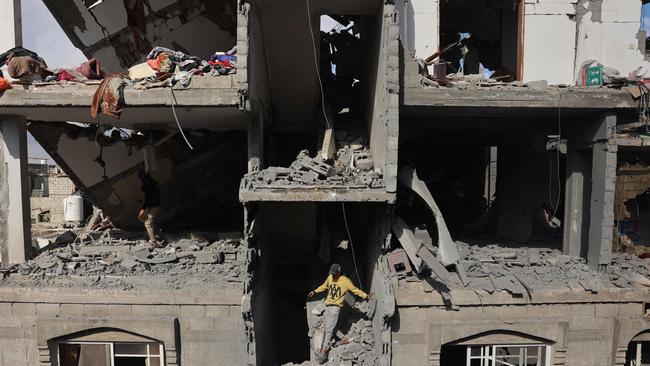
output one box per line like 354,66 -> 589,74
1,0 -> 650,365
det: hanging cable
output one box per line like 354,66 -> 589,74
305,0 -> 331,129
170,87 -> 194,150
550,93 -> 563,220
341,202 -> 363,290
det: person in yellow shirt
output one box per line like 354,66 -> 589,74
308,263 -> 370,356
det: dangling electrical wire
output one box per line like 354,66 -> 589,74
170,87 -> 194,150
550,93 -> 563,220
341,202 -> 364,290
305,0 -> 331,129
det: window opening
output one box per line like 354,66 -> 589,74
466,344 -> 549,366
58,341 -> 164,366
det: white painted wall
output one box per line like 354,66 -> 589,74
575,0 -> 650,82
396,0 -> 439,60
523,14 -> 577,84
522,0 -> 577,84
0,0 -> 21,52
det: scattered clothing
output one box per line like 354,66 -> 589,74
123,0 -> 151,54
91,74 -> 128,119
79,58 -> 104,80
56,70 -> 78,82
0,46 -> 40,67
0,77 -> 11,92
6,55 -> 52,79
128,62 -> 156,80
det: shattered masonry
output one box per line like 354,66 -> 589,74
2,0 -> 650,366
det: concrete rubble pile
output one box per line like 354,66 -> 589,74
242,135 -> 383,190
394,243 -> 650,296
0,229 -> 246,290
285,301 -> 375,366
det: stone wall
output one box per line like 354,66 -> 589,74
0,287 -> 246,366
30,175 -> 76,223
615,162 -> 650,220
392,297 -> 649,366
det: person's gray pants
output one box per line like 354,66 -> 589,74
322,305 -> 341,349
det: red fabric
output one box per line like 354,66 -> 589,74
208,60 -> 236,69
56,70 -> 76,81
123,0 -> 151,54
0,77 -> 11,92
147,59 -> 159,71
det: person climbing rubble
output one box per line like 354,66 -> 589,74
308,263 -> 371,358
137,170 -> 161,247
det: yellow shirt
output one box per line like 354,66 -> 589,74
314,274 -> 368,307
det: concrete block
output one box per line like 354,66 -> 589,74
82,304 -> 109,318
59,303 -> 85,317
0,303 -> 12,316
105,304 -> 133,317
595,303 -> 618,318
571,304 -> 596,318
618,303 -> 643,318
12,303 -> 36,317
180,305 -> 205,319
36,303 -> 60,317
205,305 -> 229,318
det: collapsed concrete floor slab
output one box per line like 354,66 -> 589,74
29,122 -> 247,230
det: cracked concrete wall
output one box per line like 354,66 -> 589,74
43,0 -> 237,71
367,3 -> 400,194
395,0 -> 439,61
29,123 -> 246,230
574,0 -> 650,82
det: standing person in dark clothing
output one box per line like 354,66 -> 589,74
137,170 -> 161,246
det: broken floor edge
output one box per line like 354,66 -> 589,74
238,188 -> 396,202
0,284 -> 242,305
402,87 -> 638,109
396,285 -> 650,307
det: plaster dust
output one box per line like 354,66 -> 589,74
393,241 -> 650,297
0,229 -> 246,291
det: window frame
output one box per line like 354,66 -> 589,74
465,344 -> 551,366
57,340 -> 165,366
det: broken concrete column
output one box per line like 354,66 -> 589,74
0,116 -> 32,265
587,114 -> 617,268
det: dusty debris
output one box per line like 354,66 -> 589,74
294,301 -> 375,366
393,242 -> 650,297
242,142 -> 383,190
1,229 -> 246,291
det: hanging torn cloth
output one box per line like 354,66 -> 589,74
123,0 -> 151,54
91,74 -> 129,119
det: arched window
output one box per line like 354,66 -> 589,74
625,330 -> 650,366
53,328 -> 165,366
440,330 -> 553,366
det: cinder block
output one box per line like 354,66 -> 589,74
59,303 -> 84,317
595,304 -> 618,318
0,303 -> 12,315
180,305 -> 205,319
205,305 -> 229,318
12,303 -> 36,317
36,303 -> 60,317
105,304 -> 133,317
82,304 -> 108,318
618,303 -> 643,318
